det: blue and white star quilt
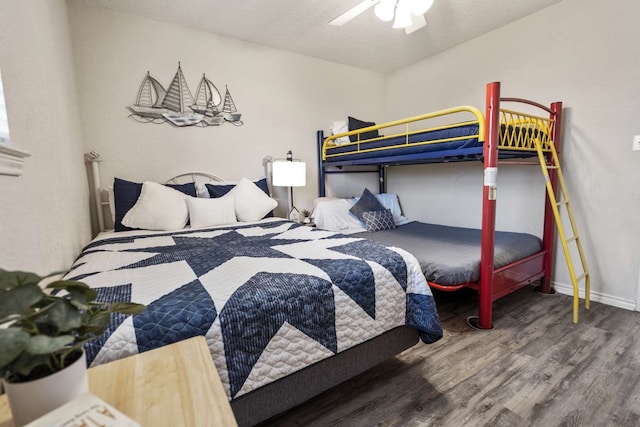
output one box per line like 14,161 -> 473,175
65,219 -> 442,399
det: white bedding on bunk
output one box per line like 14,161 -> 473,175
312,193 -> 409,233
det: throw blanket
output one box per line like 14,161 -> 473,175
65,219 -> 442,399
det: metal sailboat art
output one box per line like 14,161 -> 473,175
127,71 -> 171,119
127,63 -> 242,127
191,74 -> 224,126
221,85 -> 242,122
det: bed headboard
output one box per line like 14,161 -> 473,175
85,153 -> 226,234
164,171 -> 225,185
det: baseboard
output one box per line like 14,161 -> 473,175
552,281 -> 636,311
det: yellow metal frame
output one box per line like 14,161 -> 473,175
498,109 -> 554,152
322,106 -> 485,161
322,106 -> 557,161
534,138 -> 590,323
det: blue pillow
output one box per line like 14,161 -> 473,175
205,178 -> 273,218
348,116 -> 379,142
113,178 -> 197,232
349,188 -> 386,222
205,177 -> 269,198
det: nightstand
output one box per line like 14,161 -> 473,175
0,336 -> 237,427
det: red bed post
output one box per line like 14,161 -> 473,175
539,102 -> 563,293
469,82 -> 501,330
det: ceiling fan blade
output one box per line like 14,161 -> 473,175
329,0 -> 380,26
405,13 -> 427,34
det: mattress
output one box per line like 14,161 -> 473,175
63,218 -> 443,401
354,221 -> 542,286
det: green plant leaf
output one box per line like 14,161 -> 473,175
0,313 -> 21,325
0,328 -> 30,369
46,280 -> 91,291
81,311 -> 112,334
9,352 -> 52,379
108,302 -> 146,315
46,300 -> 82,332
0,283 -> 44,319
26,335 -> 75,355
0,270 -> 42,291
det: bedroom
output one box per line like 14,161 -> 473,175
0,0 -> 639,425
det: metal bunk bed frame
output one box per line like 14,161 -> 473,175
316,82 -> 562,330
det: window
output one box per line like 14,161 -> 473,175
0,69 -> 9,143
0,67 -> 30,176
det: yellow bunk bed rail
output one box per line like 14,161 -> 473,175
498,109 -> 554,152
322,106 -> 485,161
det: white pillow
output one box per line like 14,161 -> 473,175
122,181 -> 190,230
312,193 -> 409,232
312,198 -> 365,232
330,120 -> 350,145
187,194 -> 237,228
229,177 -> 278,222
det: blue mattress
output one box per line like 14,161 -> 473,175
324,123 -> 539,166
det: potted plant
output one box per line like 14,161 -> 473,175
301,209 -> 311,224
0,269 -> 145,426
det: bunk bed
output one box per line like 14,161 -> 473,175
317,82 -> 562,330
76,166 -> 443,426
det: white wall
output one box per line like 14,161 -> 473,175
67,3 -> 385,219
0,0 -> 90,274
385,0 -> 640,308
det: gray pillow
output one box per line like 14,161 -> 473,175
350,188 -> 386,222
362,209 -> 397,232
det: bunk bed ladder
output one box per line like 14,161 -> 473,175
534,139 -> 590,323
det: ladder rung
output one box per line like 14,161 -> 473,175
556,200 -> 568,206
575,272 -> 587,283
546,165 -> 559,169
566,236 -> 578,244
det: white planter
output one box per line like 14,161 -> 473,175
3,351 -> 89,426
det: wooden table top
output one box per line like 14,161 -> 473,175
0,336 -> 237,427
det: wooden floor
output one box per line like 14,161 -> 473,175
258,286 -> 640,427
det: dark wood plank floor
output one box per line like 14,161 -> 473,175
257,286 -> 640,426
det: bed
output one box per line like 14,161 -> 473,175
74,168 -> 443,426
317,82 -> 562,329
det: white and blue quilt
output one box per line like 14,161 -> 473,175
65,219 -> 442,399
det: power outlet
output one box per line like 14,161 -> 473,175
634,135 -> 640,151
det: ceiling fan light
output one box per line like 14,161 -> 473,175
412,0 -> 434,16
374,0 -> 396,22
392,1 -> 413,28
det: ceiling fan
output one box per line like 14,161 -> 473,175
329,0 -> 434,34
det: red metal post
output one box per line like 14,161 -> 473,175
477,82 -> 501,329
539,102 -> 562,293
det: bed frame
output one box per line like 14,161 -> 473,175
317,82 -> 561,330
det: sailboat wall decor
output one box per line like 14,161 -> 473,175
127,62 -> 243,127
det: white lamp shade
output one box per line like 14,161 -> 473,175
272,161 -> 306,187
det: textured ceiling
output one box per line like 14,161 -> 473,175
75,0 -> 561,74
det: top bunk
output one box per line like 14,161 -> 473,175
319,82 -> 560,168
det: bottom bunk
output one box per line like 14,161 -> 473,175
312,195 -> 548,328
353,221 -> 543,289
